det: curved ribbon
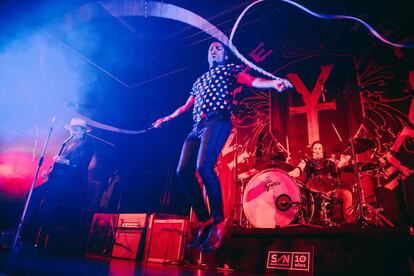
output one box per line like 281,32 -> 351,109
229,0 -> 414,64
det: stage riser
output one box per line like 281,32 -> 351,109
220,228 -> 412,274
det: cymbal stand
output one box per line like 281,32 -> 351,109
373,166 -> 384,211
318,192 -> 338,227
349,140 -> 394,227
349,138 -> 369,225
237,178 -> 250,228
369,166 -> 395,227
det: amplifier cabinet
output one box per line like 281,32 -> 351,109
111,213 -> 148,260
144,217 -> 189,263
85,213 -> 118,257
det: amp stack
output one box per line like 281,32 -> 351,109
85,213 -> 189,263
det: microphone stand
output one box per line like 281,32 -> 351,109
13,116 -> 56,249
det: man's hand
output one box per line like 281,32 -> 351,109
152,116 -> 172,128
271,78 -> 293,92
41,170 -> 49,179
54,156 -> 69,165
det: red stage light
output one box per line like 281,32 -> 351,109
0,150 -> 53,199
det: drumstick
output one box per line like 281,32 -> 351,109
276,142 -> 288,154
286,135 -> 290,153
331,123 -> 342,141
286,135 -> 292,162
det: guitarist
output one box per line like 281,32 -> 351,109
21,117 -> 94,246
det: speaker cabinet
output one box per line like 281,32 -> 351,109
86,213 -> 118,257
144,216 -> 188,263
111,213 -> 148,260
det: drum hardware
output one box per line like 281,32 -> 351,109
365,166 -> 395,227
242,169 -> 322,228
240,168 -> 349,228
365,203 -> 395,227
284,191 -> 326,229
372,166 -> 385,211
345,138 -> 394,227
348,137 -> 370,225
317,191 -> 340,227
275,194 -> 301,211
236,173 -> 252,228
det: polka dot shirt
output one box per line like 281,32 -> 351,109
191,63 -> 242,123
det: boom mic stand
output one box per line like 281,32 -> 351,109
13,116 -> 56,249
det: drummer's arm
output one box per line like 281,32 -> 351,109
288,160 -> 306,178
336,154 -> 351,169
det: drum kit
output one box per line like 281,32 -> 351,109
236,137 -> 394,228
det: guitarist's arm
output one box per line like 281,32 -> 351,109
54,156 -> 70,165
66,140 -> 94,171
45,137 -> 72,178
54,139 -> 93,173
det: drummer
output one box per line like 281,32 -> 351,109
288,141 -> 353,223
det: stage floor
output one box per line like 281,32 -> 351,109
0,225 -> 412,275
0,250 -> 258,276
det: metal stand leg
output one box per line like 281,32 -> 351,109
237,179 -> 250,228
348,138 -> 370,226
318,192 -> 339,227
349,139 -> 394,227
13,116 -> 56,249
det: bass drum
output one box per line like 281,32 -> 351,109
243,169 -> 313,228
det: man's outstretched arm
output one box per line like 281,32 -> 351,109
237,72 -> 293,92
152,95 -> 195,128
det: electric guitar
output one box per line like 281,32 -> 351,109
46,134 -> 74,179
100,170 -> 120,209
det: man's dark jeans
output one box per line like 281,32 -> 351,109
177,112 -> 232,224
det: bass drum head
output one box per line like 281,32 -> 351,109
243,169 -> 303,228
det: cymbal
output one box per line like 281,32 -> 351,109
341,161 -> 378,172
331,138 -> 376,154
254,160 -> 295,172
352,138 -> 376,153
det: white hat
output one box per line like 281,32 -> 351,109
64,117 -> 91,132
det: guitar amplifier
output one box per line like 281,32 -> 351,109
85,213 -> 118,257
144,215 -> 189,263
111,213 -> 148,260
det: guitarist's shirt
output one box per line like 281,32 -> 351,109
47,136 -> 94,204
